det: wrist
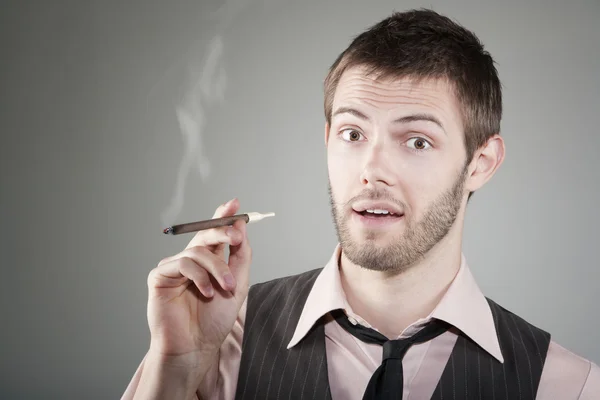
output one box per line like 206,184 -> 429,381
148,347 -> 216,369
132,351 -> 209,400
131,339 -> 222,400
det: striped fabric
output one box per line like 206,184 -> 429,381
234,269 -> 550,400
234,268 -> 331,400
430,299 -> 551,399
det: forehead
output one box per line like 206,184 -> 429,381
332,66 -> 463,127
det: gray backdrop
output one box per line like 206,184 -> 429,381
1,0 -> 599,398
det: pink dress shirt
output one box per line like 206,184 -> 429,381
122,245 -> 600,399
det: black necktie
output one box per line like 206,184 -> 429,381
330,308 -> 451,400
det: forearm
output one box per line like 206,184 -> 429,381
131,351 -> 216,400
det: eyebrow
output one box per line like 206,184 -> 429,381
332,106 -> 446,134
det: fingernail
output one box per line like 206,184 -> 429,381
224,273 -> 236,288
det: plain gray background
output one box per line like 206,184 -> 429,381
1,0 -> 599,398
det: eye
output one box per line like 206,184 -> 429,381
406,137 -> 432,150
340,129 -> 364,142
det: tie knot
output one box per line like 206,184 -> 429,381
382,339 -> 411,361
382,320 -> 451,361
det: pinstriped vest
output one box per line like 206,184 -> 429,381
234,268 -> 551,400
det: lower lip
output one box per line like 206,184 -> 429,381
352,211 -> 404,228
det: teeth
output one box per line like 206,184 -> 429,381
366,209 -> 393,215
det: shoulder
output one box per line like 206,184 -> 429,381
485,297 -> 552,352
484,298 -> 600,398
536,340 -> 600,399
241,267 -> 323,329
247,267 -> 323,298
485,297 -> 549,335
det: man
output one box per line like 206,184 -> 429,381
122,9 -> 599,399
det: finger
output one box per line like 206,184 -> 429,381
156,246 -> 237,291
149,256 -> 215,297
186,225 -> 243,248
178,258 -> 215,297
161,227 -> 242,266
227,219 -> 252,295
212,197 -> 239,219
185,198 -> 240,251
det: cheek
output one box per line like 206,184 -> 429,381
327,148 -> 361,198
400,164 -> 450,212
328,139 -> 365,170
415,170 -> 460,214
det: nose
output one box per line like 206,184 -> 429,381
359,141 -> 394,188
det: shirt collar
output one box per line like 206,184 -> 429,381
286,244 -> 504,363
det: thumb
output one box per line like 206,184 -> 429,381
228,218 -> 251,300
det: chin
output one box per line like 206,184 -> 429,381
349,230 -> 398,249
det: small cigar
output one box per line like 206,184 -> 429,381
163,212 -> 275,235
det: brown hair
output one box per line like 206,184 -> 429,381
324,8 -> 502,178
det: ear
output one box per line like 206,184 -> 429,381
324,122 -> 330,146
465,134 -> 505,193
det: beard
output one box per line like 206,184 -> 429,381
329,165 -> 468,273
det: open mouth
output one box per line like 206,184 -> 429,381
355,209 -> 403,218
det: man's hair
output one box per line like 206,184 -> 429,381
323,9 -> 502,199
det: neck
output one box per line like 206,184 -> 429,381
339,229 -> 463,339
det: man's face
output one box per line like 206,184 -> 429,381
326,66 -> 469,273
